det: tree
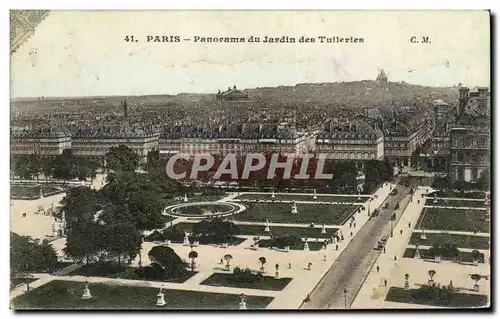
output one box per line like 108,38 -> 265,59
363,160 -> 393,193
258,257 -> 267,273
428,270 -> 436,283
329,161 -> 358,194
105,145 -> 139,172
103,220 -> 142,266
52,149 -> 77,180
188,251 -> 198,271
428,244 -> 442,262
58,186 -> 99,222
470,274 -> 482,291
63,218 -> 103,265
147,246 -> 188,279
11,233 -> 58,273
223,254 -> 233,271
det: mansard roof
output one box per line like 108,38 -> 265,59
10,126 -> 71,138
318,120 -> 382,139
162,123 -> 298,140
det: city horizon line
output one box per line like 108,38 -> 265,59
10,78 -> 487,102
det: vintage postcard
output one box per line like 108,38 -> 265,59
9,10 -> 491,310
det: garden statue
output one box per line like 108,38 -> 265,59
321,224 -> 326,234
156,287 -> 166,306
291,202 -> 298,214
271,190 -> 276,198
239,293 -> 247,310
81,281 -> 92,300
183,231 -> 190,246
303,240 -> 309,251
184,194 -> 188,202
313,189 -> 317,200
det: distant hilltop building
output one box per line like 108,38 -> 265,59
216,85 -> 250,102
376,69 -> 388,84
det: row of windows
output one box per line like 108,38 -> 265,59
451,152 -> 487,163
451,137 -> 488,148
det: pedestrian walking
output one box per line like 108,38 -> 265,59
376,265 -> 380,272
383,246 -> 386,253
394,255 -> 397,261
350,231 -> 353,237
288,262 -> 292,269
335,244 -> 339,251
408,222 -> 411,228
384,279 -> 387,287
353,222 -> 356,228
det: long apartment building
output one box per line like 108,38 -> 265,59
160,123 -> 307,157
10,126 -> 71,156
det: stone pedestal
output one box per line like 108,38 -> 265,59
264,225 -> 270,232
284,246 -> 289,252
420,233 -> 427,240
291,203 -> 298,214
303,242 -> 309,251
156,289 -> 166,306
239,300 -> 247,310
275,271 -> 279,279
473,260 -> 479,266
434,256 -> 441,263
193,241 -> 200,247
271,191 -> 276,199
183,235 -> 190,246
321,225 -> 326,234
414,250 -> 421,259
404,280 -> 410,291
184,194 -> 189,202
166,239 -> 171,245
473,284 -> 480,292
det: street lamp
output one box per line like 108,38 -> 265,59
343,288 -> 348,309
25,263 -> 30,292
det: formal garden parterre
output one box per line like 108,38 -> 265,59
11,280 -> 274,310
416,207 -> 489,233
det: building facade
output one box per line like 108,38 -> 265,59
10,126 -> 72,156
449,87 -> 490,182
315,120 -> 384,169
71,126 -> 159,163
160,123 -> 306,157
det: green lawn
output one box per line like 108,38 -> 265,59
236,193 -> 368,203
235,224 -> 338,239
409,232 -> 490,250
201,272 -> 292,291
424,198 -> 487,208
11,280 -> 274,310
257,239 -> 326,251
234,203 -> 359,225
403,248 -> 485,263
10,184 -> 66,199
416,208 -> 490,233
385,287 -> 488,308
70,264 -> 197,283
171,222 -> 337,239
10,277 -> 37,291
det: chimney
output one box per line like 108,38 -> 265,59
458,87 -> 469,115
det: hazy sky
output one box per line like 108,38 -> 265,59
11,11 -> 490,98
